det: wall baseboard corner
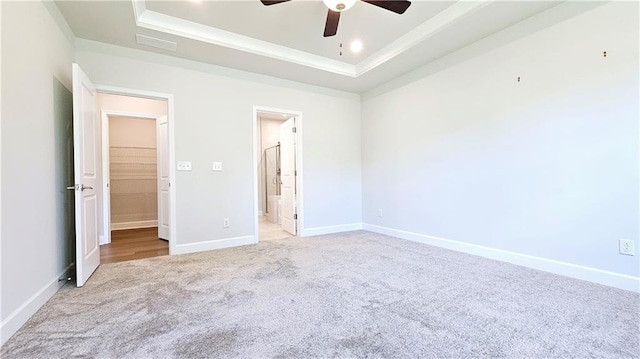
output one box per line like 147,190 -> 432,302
362,224 -> 640,293
301,223 -> 363,237
0,263 -> 74,345
173,235 -> 257,255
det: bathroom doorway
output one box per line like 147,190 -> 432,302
254,108 -> 302,241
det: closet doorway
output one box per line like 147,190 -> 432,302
98,93 -> 169,263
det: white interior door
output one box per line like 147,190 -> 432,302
157,115 -> 170,240
72,63 -> 100,287
279,118 -> 297,235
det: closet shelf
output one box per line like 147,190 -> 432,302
109,146 -> 158,223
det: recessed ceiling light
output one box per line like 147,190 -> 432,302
350,40 -> 363,54
189,0 -> 202,3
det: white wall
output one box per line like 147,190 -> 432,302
1,1 -> 76,344
362,2 -> 639,285
77,40 -> 362,251
98,93 -> 167,117
109,116 -> 157,148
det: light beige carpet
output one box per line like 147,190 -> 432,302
2,231 -> 639,358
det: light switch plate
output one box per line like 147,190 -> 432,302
177,161 -> 192,171
212,162 -> 222,171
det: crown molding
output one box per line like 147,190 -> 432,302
132,0 -> 493,78
76,38 -> 361,100
355,0 -> 493,75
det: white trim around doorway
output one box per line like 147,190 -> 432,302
96,85 -> 177,255
99,109 -> 165,245
252,106 -> 304,241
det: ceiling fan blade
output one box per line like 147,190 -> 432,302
260,0 -> 291,5
323,9 -> 340,37
361,0 -> 411,14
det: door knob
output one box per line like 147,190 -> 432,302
66,185 -> 76,190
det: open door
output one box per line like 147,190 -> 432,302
71,63 -> 100,287
279,117 -> 297,235
157,115 -> 170,240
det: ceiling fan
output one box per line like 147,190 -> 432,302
260,0 -> 412,37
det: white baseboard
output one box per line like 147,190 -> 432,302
173,235 -> 257,255
111,220 -> 157,231
363,224 -> 640,293
1,263 -> 74,345
301,223 -> 363,237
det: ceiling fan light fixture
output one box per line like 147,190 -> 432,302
322,0 -> 356,12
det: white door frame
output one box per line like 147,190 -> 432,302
252,106 -> 304,241
97,85 -> 177,255
100,110 -> 164,245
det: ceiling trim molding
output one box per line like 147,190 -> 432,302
132,0 -> 356,76
355,0 -> 493,75
76,38 -> 361,100
132,0 -> 493,78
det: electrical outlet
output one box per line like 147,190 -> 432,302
212,162 -> 222,171
619,239 -> 635,256
223,218 -> 230,228
377,209 -> 383,218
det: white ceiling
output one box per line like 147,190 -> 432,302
144,1 -> 454,63
56,0 -> 563,93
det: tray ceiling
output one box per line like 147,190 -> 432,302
56,0 -> 565,93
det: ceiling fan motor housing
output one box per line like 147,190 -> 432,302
323,0 -> 357,12
261,0 -> 412,37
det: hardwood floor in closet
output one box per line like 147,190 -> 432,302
100,227 -> 169,264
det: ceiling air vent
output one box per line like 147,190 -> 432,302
135,34 -> 177,52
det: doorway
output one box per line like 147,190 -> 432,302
99,104 -> 169,263
253,107 -> 303,242
72,64 -> 176,286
